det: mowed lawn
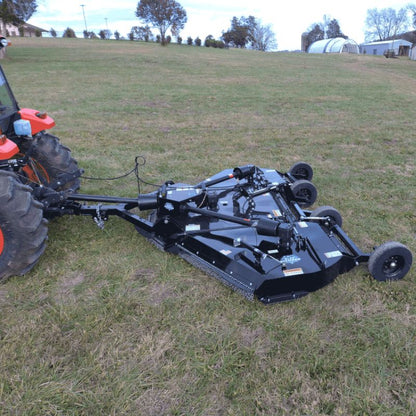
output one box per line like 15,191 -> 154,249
0,37 -> 415,415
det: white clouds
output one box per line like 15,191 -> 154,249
29,0 -> 412,50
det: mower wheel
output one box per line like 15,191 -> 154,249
291,179 -> 317,207
289,161 -> 313,181
368,241 -> 412,282
310,205 -> 343,227
0,171 -> 48,282
20,132 -> 80,191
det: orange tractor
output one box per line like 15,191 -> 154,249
0,65 -> 80,280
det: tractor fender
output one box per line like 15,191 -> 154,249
19,108 -> 56,135
0,135 -> 19,158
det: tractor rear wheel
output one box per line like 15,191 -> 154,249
19,132 -> 80,191
0,171 -> 48,282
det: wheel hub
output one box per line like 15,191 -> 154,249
383,256 -> 401,276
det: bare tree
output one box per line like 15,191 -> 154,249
365,7 -> 410,41
407,3 -> 416,28
130,25 -> 153,42
250,22 -> 277,51
135,0 -> 187,46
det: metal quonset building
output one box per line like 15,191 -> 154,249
359,39 -> 413,56
307,37 -> 359,54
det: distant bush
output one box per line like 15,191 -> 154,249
35,29 -> 42,37
114,31 -> 120,40
204,35 -> 225,49
177,36 -> 182,45
63,27 -> 76,38
187,36 -> 192,45
50,28 -> 57,38
194,37 -> 201,46
204,35 -> 214,47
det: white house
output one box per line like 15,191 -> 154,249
0,19 -> 47,37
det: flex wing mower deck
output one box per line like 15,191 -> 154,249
0,64 -> 412,303
37,162 -> 413,304
110,163 -> 413,303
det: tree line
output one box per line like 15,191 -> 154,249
134,0 -> 277,51
2,0 -> 416,52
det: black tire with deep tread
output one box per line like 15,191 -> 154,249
291,179 -> 317,207
20,132 -> 80,191
0,171 -> 48,282
310,205 -> 343,227
289,161 -> 313,181
368,241 -> 412,281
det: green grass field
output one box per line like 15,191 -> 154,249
0,37 -> 415,415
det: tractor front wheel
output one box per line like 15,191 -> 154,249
19,132 -> 80,191
0,171 -> 48,282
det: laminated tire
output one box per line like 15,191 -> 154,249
289,161 -> 313,181
310,205 -> 343,227
0,171 -> 48,282
291,179 -> 317,207
368,241 -> 412,281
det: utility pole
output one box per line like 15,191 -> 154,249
80,4 -> 88,33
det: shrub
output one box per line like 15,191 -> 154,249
194,37 -> 201,46
204,35 -> 214,47
63,28 -> 76,38
187,36 -> 192,45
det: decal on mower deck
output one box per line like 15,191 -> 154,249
281,254 -> 302,265
186,224 -> 200,232
283,268 -> 304,277
324,250 -> 342,259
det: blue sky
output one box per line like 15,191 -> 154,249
29,0 -> 413,50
